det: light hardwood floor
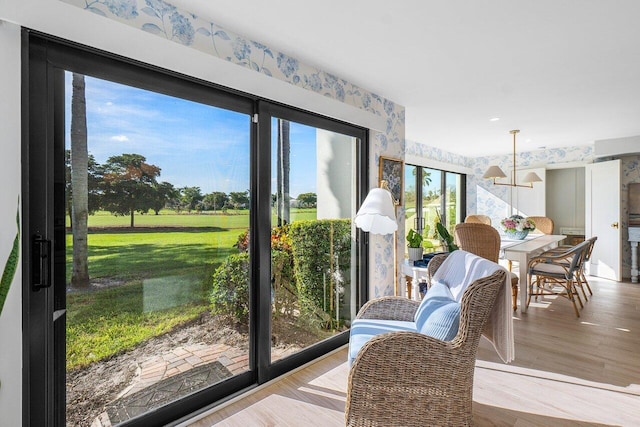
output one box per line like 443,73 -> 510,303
183,276 -> 640,426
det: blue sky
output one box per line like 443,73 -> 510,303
64,73 -> 317,196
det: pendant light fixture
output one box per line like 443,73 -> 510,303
483,129 -> 542,188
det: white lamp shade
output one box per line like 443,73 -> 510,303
522,171 -> 543,183
354,187 -> 398,234
483,165 -> 507,179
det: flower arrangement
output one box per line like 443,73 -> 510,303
500,215 -> 536,233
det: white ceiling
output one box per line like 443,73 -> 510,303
178,0 -> 640,157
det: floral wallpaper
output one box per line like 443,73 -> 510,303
471,145 -> 595,226
409,141 -> 639,279
60,0 -> 405,297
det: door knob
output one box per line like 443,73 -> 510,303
611,222 -> 619,229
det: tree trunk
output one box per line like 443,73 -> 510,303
277,119 -> 290,226
70,73 -> 90,288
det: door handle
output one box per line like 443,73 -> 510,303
611,222 -> 619,229
32,234 -> 52,291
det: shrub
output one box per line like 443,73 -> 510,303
289,219 -> 351,328
210,252 -> 250,322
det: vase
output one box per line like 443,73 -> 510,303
408,247 -> 424,261
505,230 -> 529,240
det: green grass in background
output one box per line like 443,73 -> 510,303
66,278 -> 209,369
65,208 -> 317,369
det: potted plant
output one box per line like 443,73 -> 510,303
406,229 -> 424,261
435,209 -> 459,252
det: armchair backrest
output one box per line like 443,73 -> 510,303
454,222 -> 500,263
529,239 -> 592,278
526,216 -> 554,234
464,214 -> 491,225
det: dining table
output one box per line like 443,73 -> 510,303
500,233 -> 566,312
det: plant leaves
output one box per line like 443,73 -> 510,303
0,201 -> 20,316
196,27 -> 211,36
214,30 -> 230,40
142,23 -> 164,36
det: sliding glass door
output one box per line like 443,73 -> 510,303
24,33 -> 367,426
62,73 -> 254,426
269,115 -> 359,365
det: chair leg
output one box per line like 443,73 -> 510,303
580,271 -> 593,295
576,275 -> 589,302
526,275 -> 535,308
512,284 -> 518,311
508,260 -> 513,271
566,280 -> 581,318
572,280 -> 584,308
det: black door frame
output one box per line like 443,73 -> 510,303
22,29 -> 369,426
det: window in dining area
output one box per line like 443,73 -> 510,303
404,165 -> 466,254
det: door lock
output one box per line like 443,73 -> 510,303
32,234 -> 52,291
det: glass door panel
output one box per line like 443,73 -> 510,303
422,167 -> 443,250
269,118 -> 357,363
64,73 -> 251,426
445,172 -> 462,235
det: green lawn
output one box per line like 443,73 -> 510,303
66,208 -> 317,369
68,208 -> 318,229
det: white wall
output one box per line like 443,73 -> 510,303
0,19 -> 23,427
316,129 -> 355,220
595,135 -> 640,158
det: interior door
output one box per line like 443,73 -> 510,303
585,159 -> 621,280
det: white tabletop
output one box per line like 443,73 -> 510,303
501,234 -> 566,312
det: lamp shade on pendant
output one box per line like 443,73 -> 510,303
483,165 -> 507,179
354,188 -> 397,235
522,171 -> 543,183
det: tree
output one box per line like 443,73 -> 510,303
297,192 -> 317,208
203,191 -> 229,211
70,73 -> 90,288
150,181 -> 178,215
276,119 -> 290,225
229,191 -> 250,209
65,150 -> 103,226
101,153 -> 161,227
180,186 -> 204,212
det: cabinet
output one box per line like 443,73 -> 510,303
560,227 -> 585,246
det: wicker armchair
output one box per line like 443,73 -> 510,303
345,268 -> 506,427
526,216 -> 554,234
464,214 -> 491,225
454,223 -> 520,310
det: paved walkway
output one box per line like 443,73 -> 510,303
92,343 -> 298,426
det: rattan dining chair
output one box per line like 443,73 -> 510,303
464,214 -> 491,225
527,239 -> 592,317
454,222 -> 520,310
526,216 -> 554,234
345,268 -> 506,427
538,236 -> 597,301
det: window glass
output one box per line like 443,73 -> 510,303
64,73 -> 251,425
270,118 -> 358,362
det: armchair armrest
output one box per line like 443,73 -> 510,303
355,296 -> 420,321
425,253 -> 449,287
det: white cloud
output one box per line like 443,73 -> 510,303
111,135 -> 129,142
